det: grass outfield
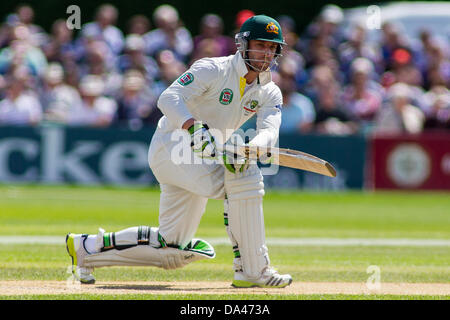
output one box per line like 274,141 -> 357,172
0,184 -> 449,300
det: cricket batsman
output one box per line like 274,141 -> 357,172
66,15 -> 293,288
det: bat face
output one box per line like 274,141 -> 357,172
239,145 -> 337,177
277,149 -> 337,177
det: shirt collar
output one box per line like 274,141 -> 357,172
232,51 -> 272,85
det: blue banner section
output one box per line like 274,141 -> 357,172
0,126 -> 366,189
0,125 -> 156,185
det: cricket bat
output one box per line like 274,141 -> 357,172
218,144 -> 337,178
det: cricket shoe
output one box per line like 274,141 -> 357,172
232,266 -> 292,288
66,233 -> 96,284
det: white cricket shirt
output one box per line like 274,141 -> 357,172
156,52 -> 282,147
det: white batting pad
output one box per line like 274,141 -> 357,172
224,164 -> 270,279
84,239 -> 215,270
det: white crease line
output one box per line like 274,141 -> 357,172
0,236 -> 449,247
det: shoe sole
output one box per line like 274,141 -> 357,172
232,278 -> 293,288
65,233 -> 95,284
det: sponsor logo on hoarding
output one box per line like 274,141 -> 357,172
387,143 -> 431,188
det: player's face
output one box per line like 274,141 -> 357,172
247,40 -> 278,71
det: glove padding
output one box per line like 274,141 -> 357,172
188,123 -> 217,159
223,152 -> 250,173
222,142 -> 251,173
222,144 -> 275,173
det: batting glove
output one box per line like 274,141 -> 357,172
188,123 -> 217,159
222,145 -> 250,173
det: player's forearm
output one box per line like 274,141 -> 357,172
251,107 -> 281,147
249,128 -> 279,148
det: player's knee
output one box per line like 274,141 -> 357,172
194,180 -> 225,199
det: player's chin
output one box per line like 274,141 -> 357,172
261,64 -> 271,71
253,62 -> 271,72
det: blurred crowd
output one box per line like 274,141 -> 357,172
0,3 -> 449,135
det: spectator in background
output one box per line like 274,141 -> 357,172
394,63 -> 424,88
301,4 -> 344,63
63,60 -> 82,89
277,15 -> 302,52
43,19 -> 83,66
422,41 -> 450,90
0,67 -> 42,125
144,5 -> 193,63
0,5 -> 446,135
380,40 -> 431,112
80,40 -> 122,98
338,23 -> 383,79
189,38 -> 223,65
0,21 -> 11,49
317,4 -> 344,44
388,46 -> 418,84
152,50 -> 187,96
10,4 -> 48,47
341,58 -> 383,128
0,24 -> 48,78
379,70 -> 397,89
275,15 -> 308,90
115,69 -> 159,129
39,62 -> 82,123
68,75 -> 117,127
374,82 -> 425,134
80,4 -> 124,57
303,64 -> 340,105
233,9 -> 254,34
426,65 -> 449,91
193,14 -> 235,59
314,85 -> 358,135
127,15 -> 151,36
0,75 -> 5,97
305,41 -> 342,83
414,29 -> 435,75
423,86 -> 450,130
274,58 -> 315,134
118,34 -> 159,82
78,29 -> 116,71
393,64 -> 429,111
380,22 -> 411,71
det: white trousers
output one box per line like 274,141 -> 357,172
148,129 -> 226,249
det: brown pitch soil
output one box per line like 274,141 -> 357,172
0,280 -> 449,296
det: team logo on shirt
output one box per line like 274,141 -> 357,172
177,72 -> 194,86
243,100 -> 259,116
219,88 -> 233,105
